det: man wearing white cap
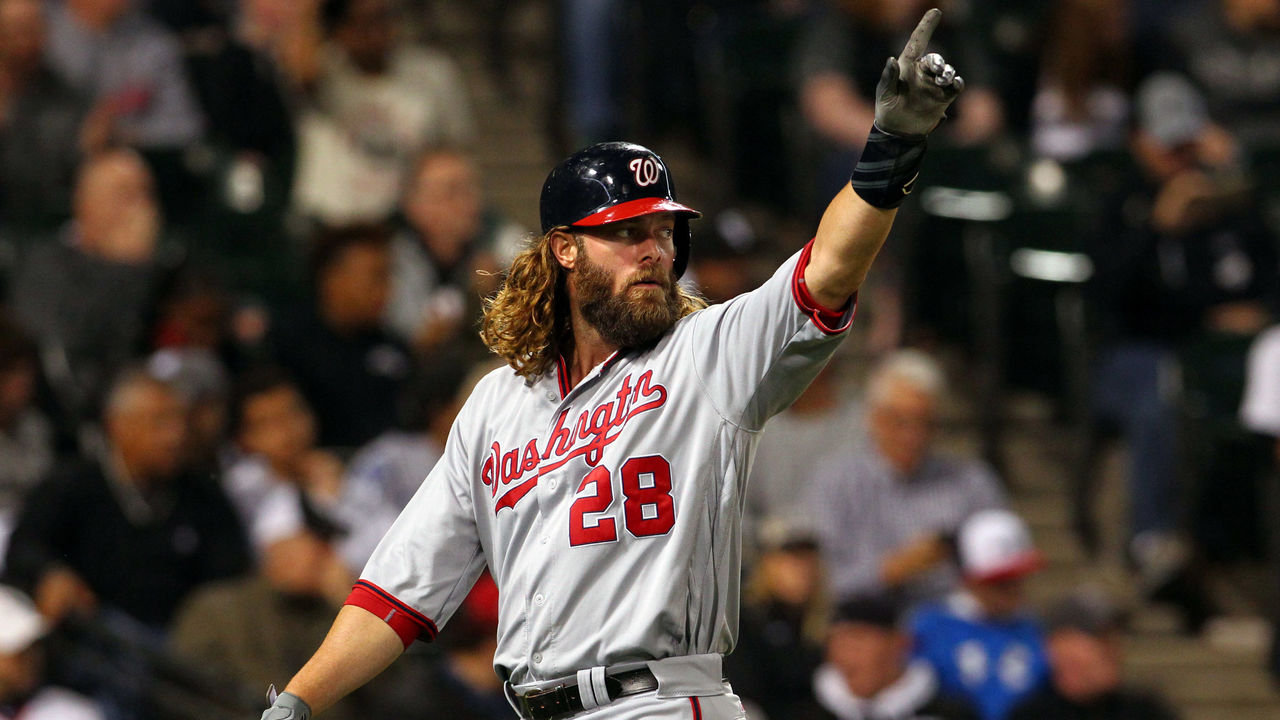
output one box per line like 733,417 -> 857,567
0,584 -> 104,720
907,509 -> 1049,720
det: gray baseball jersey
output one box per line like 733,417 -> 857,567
347,242 -> 853,687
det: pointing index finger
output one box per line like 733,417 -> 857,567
900,8 -> 942,63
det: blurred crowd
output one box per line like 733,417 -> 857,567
1,0 -> 1279,718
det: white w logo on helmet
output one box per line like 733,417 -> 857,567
629,157 -> 661,187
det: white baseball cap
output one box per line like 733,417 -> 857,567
0,584 -> 48,654
957,509 -> 1044,583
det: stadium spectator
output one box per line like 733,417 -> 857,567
266,223 -> 413,449
789,593 -> 980,720
43,0 -> 203,151
910,509 -> 1049,720
0,0 -> 99,238
0,318 -> 55,568
1085,72 -> 1273,628
292,0 -> 474,224
0,584 -> 105,720
384,146 -> 517,358
1008,587 -> 1181,720
222,367 -> 349,562
806,350 -> 1005,603
2,367 -> 250,629
726,519 -> 829,720
9,149 -> 173,441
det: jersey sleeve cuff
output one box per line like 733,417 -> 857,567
345,580 -> 439,648
791,239 -> 856,335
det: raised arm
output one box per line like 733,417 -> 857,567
804,9 -> 964,310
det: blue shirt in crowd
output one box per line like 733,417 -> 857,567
910,592 -> 1050,720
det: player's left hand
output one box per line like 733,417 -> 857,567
260,688 -> 311,720
873,8 -> 965,138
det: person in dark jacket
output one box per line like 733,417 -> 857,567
1,366 -> 250,630
266,223 -> 412,450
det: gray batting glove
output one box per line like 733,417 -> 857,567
873,8 -> 965,138
261,691 -> 311,720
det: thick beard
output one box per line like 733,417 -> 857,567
573,251 -> 682,349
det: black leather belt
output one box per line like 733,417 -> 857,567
515,668 -> 659,720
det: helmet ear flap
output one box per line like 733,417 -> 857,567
673,216 -> 691,279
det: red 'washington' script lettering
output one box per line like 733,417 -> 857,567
482,371 -> 667,512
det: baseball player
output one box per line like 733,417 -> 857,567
261,9 -> 963,720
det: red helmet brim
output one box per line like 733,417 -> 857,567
572,197 -> 701,227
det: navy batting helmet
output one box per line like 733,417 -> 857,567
539,142 -> 701,277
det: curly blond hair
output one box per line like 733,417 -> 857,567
480,231 -> 707,381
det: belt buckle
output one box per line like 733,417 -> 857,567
519,683 -> 576,720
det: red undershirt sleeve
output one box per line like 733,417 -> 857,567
344,580 -> 439,648
790,239 -> 856,335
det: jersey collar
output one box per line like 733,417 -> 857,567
554,351 -> 625,399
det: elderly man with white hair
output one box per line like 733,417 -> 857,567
805,349 -> 1006,604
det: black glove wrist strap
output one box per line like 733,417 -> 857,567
850,123 -> 928,209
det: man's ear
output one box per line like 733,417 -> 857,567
550,229 -> 579,271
